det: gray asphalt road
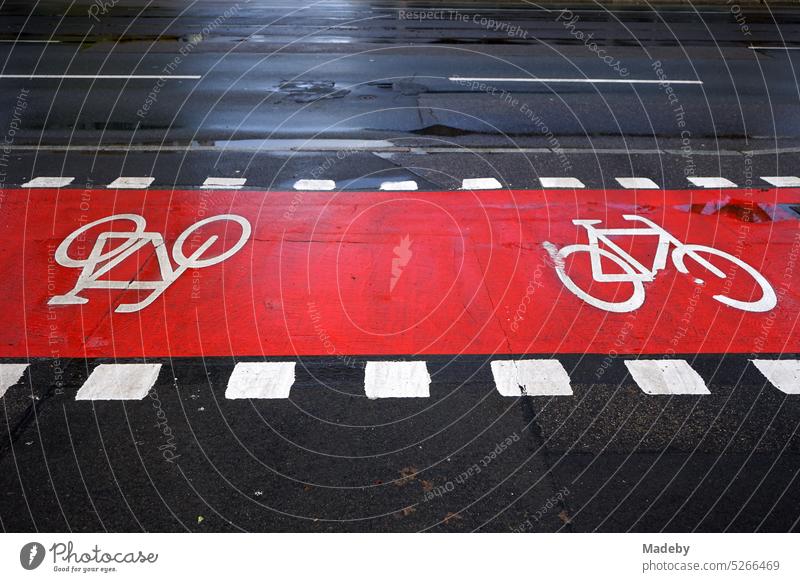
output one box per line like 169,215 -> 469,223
0,0 -> 799,532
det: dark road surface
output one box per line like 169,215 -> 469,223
0,0 -> 799,533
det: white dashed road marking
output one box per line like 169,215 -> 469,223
380,180 -> 418,191
0,364 -> 28,398
625,360 -> 710,395
3,359 -> 798,401
539,177 -> 585,188
616,177 -> 659,189
21,177 -> 74,188
10,175 -> 800,191
688,177 -> 738,188
461,177 -> 502,190
202,177 -> 247,189
364,361 -> 431,399
75,364 -> 162,400
106,177 -> 155,189
225,362 -> 296,399
751,360 -> 800,394
760,176 -> 800,187
491,360 -> 573,396
294,179 -> 336,191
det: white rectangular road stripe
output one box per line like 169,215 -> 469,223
461,177 -> 502,190
226,362 -> 296,399
450,77 -> 703,85
202,177 -> 247,189
751,360 -> 800,395
539,177 -> 585,188
625,360 -> 710,395
21,177 -> 74,188
0,364 -> 29,398
364,361 -> 430,399
616,177 -> 659,189
107,176 -> 154,189
294,179 -> 336,191
491,360 -> 573,396
688,177 -> 738,188
380,180 -> 418,191
75,364 -> 162,400
761,176 -> 800,187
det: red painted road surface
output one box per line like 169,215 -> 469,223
1,187 -> 798,358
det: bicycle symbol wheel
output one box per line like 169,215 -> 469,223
545,242 -> 646,313
172,214 -> 252,268
671,244 -> 777,312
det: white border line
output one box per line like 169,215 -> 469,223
450,76 -> 702,85
0,74 -> 201,79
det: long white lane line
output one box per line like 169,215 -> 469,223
385,7 -> 754,14
0,75 -> 201,79
226,362 -> 296,399
751,360 -> 800,395
364,361 -> 430,399
21,177 -> 74,188
0,40 -> 61,43
491,360 -> 573,397
688,176 -> 738,188
625,360 -> 710,395
75,364 -> 161,400
450,77 -> 703,85
0,364 -> 29,399
107,176 -> 154,189
749,46 -> 800,50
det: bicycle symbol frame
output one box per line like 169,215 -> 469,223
49,213 -> 251,313
543,214 -> 777,313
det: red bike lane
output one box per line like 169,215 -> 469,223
1,187 -> 798,358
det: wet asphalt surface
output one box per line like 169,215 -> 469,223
1,0 -> 800,532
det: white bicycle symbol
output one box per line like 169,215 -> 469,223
543,214 -> 776,313
49,213 -> 251,313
